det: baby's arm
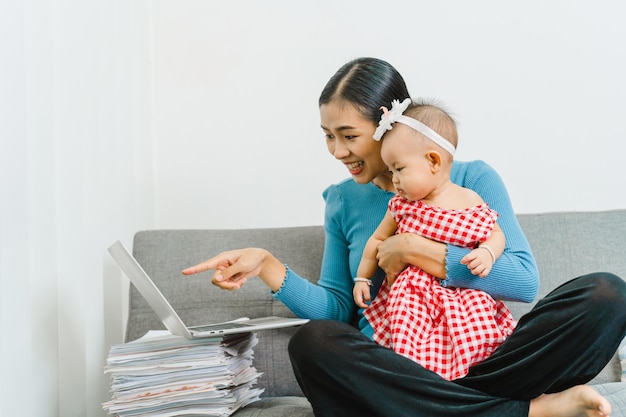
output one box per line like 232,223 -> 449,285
354,210 -> 397,308
460,223 -> 505,278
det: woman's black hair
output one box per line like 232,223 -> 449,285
319,57 -> 410,124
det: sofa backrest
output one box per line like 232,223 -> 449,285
510,210 -> 626,318
127,209 -> 626,396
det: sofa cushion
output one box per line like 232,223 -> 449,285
232,397 -> 313,417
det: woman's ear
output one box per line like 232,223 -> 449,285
426,151 -> 442,173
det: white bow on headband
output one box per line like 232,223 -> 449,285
373,98 -> 456,156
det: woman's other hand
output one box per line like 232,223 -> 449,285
377,233 -> 447,285
376,233 -> 412,285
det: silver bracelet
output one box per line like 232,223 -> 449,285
478,244 -> 496,263
354,277 -> 373,286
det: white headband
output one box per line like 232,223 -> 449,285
373,98 -> 456,156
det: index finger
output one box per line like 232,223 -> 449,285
182,257 -> 221,275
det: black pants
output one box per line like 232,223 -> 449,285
288,273 -> 626,417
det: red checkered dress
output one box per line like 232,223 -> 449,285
364,196 -> 517,381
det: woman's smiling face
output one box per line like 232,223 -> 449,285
320,100 -> 393,191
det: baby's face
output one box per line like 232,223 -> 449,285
381,126 -> 436,201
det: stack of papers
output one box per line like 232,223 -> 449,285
103,331 -> 264,417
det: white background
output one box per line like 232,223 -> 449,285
151,1 -> 626,229
1,1 -> 625,416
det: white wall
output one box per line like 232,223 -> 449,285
0,1 -> 153,416
150,0 -> 626,230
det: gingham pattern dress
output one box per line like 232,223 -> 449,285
364,196 -> 517,381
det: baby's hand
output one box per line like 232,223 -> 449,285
460,248 -> 494,278
353,282 -> 371,309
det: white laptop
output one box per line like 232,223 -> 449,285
108,240 -> 309,339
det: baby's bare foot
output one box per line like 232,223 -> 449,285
529,385 -> 611,417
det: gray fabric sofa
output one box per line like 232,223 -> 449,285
126,209 -> 626,416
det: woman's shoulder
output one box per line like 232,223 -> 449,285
323,177 -> 356,195
450,160 -> 501,188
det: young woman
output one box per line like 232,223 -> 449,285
183,57 -> 626,416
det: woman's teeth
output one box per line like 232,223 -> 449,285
347,162 -> 363,171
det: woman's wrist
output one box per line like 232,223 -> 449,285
259,250 -> 288,292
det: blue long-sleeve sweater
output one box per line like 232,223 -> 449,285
273,160 -> 539,330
